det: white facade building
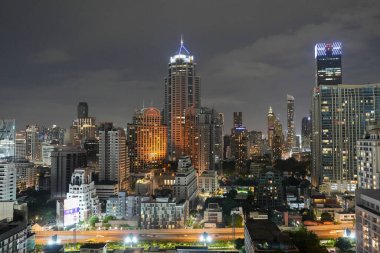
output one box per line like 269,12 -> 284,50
173,156 -> 198,203
356,189 -> 380,253
357,128 -> 380,189
198,170 -> 218,194
106,192 -> 149,220
140,197 -> 188,229
66,168 -> 100,222
41,142 -> 57,166
0,162 -> 16,201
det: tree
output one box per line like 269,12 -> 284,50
235,238 -> 244,250
334,237 -> 352,252
290,227 -> 328,253
89,216 -> 99,227
103,215 -> 115,223
320,212 -> 333,222
301,209 -> 316,221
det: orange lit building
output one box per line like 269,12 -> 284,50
127,107 -> 167,171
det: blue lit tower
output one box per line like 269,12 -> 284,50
164,38 -> 201,161
315,42 -> 342,86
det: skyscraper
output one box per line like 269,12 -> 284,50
315,42 -> 342,86
233,112 -> 242,127
0,162 -> 16,201
0,119 -> 15,159
231,112 -> 248,172
25,125 -> 41,163
98,122 -> 129,191
164,39 -> 200,161
286,95 -> 295,150
127,107 -> 167,171
312,83 -> 380,191
301,116 -> 312,150
70,102 -> 96,145
77,102 -> 89,118
267,107 -> 284,161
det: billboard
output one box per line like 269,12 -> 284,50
63,198 -> 80,227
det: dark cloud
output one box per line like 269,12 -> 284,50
0,0 -> 379,134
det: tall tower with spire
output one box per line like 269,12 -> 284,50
164,38 -> 201,161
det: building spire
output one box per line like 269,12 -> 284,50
177,35 -> 190,55
181,35 -> 183,47
268,106 -> 273,115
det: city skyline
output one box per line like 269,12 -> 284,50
1,1 -> 380,133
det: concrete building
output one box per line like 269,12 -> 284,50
356,189 -> 380,252
286,95 -> 295,150
173,156 -> 198,204
41,142 -> 58,166
312,83 -> 380,191
50,146 -> 87,199
25,125 -> 41,163
0,221 -> 28,253
14,158 -> 35,192
204,203 -> 223,223
301,116 -> 311,150
267,107 -> 284,162
198,170 -> 218,194
94,181 -> 118,201
127,107 -> 167,172
244,219 -> 299,253
0,162 -> 16,201
66,168 -> 100,222
357,127 -> 380,189
255,167 -> 283,208
69,102 -> 96,146
15,131 -> 27,159
230,112 -> 248,172
98,122 -> 129,191
164,39 -> 201,161
140,196 -> 188,229
80,243 -> 107,253
106,192 -> 149,221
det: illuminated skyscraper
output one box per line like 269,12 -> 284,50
286,95 -> 295,150
164,39 -> 200,161
70,102 -> 96,145
267,107 -> 284,161
98,122 -> 129,191
25,124 -> 41,163
0,119 -> 15,159
301,116 -> 312,150
127,107 -> 167,171
315,42 -> 342,86
312,84 -> 380,192
230,112 -> 248,172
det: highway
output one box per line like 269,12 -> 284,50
305,223 -> 355,239
35,228 -> 245,244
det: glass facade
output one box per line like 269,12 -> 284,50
315,42 -> 342,86
0,119 -> 15,159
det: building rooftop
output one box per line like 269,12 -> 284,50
357,189 -> 380,201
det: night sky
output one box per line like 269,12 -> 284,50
1,1 -> 380,133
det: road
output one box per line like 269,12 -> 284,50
35,228 -> 245,244
305,223 -> 355,239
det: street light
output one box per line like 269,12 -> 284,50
124,233 -> 138,248
199,232 -> 212,246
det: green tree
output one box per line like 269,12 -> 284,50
334,237 -> 352,252
103,215 -> 115,223
320,212 -> 333,222
89,216 -> 99,227
290,227 -> 328,253
235,238 -> 244,250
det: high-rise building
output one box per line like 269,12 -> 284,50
0,119 -> 15,159
357,127 -> 380,189
355,189 -> 380,252
77,102 -> 89,118
50,146 -> 87,199
312,84 -> 380,191
247,130 -> 263,158
70,102 -> 96,145
0,162 -> 16,201
173,156 -> 198,204
267,107 -> 284,162
14,158 -> 36,192
15,131 -> 26,159
315,42 -> 342,86
286,95 -> 295,150
164,39 -> 201,161
185,107 -> 222,174
98,123 -> 129,191
25,125 -> 41,163
255,167 -> 284,209
301,116 -> 312,150
127,107 -> 167,171
231,112 -> 248,172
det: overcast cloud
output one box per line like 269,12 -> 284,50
0,0 -> 379,133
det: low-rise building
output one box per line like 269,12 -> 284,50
140,196 -> 188,229
198,170 -> 218,194
244,219 -> 299,253
334,211 -> 355,223
80,243 -> 107,253
204,203 -> 223,223
94,181 -> 118,201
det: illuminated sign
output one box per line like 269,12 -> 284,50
63,198 -> 80,227
314,42 -> 342,58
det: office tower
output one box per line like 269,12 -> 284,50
286,95 -> 295,150
15,131 -> 26,159
247,130 -> 263,158
185,107 -> 222,174
77,102 -> 89,118
44,125 -> 66,145
315,42 -> 342,86
214,113 -> 224,164
0,119 -> 15,159
127,107 -> 167,171
98,122 -> 129,191
233,112 -> 243,127
50,146 -> 87,199
66,168 -> 100,222
223,135 -> 231,159
295,135 -> 301,149
355,189 -> 380,252
0,162 -> 16,201
83,139 -> 99,169
25,125 -> 41,163
357,127 -> 380,189
14,158 -> 36,192
312,83 -> 380,191
231,112 -> 248,172
173,156 -> 198,204
301,116 -> 312,150
164,39 -> 201,161
70,102 -> 96,145
267,107 -> 284,161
